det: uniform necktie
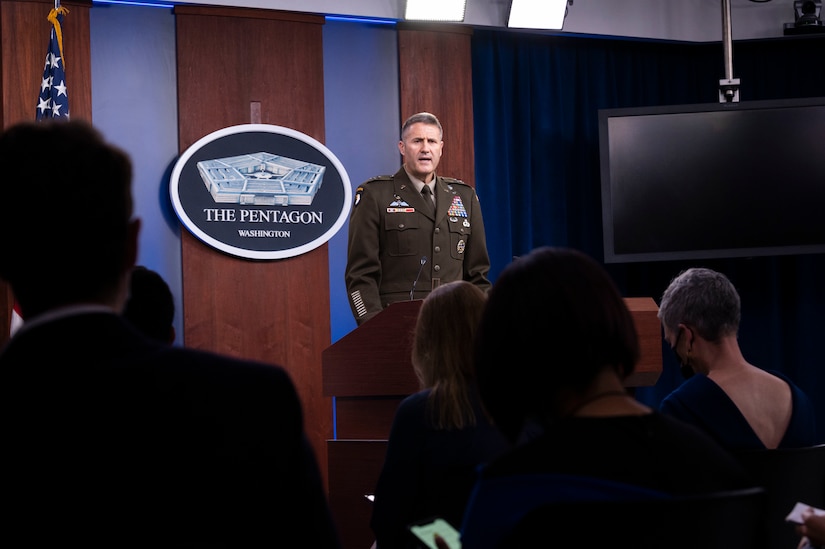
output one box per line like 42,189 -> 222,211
421,185 -> 435,216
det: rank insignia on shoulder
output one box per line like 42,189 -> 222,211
366,175 -> 393,183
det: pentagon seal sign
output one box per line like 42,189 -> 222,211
170,124 -> 351,260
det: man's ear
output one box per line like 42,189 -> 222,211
397,140 -> 405,156
124,218 -> 141,271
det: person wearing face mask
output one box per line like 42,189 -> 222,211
657,267 -> 818,450
344,112 -> 492,325
458,249 -> 756,549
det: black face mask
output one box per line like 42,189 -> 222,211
671,328 -> 694,379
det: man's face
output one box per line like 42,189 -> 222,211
398,122 -> 443,183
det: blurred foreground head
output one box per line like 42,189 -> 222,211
123,265 -> 176,344
475,246 -> 639,442
412,280 -> 487,388
0,120 -> 137,318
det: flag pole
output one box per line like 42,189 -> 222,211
15,0 -> 71,335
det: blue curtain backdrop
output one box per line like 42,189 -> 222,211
471,29 -> 825,434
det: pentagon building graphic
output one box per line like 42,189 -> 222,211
197,152 -> 326,206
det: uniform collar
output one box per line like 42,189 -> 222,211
402,166 -> 436,195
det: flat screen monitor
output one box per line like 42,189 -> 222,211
598,97 -> 825,263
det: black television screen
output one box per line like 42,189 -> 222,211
598,97 -> 825,263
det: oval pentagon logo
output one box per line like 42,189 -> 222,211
170,124 -> 351,260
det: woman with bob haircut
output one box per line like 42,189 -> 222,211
459,247 -> 755,548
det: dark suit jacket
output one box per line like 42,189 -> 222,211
0,311 -> 339,547
345,168 -> 492,324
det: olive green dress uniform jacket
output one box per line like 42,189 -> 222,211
345,168 -> 492,325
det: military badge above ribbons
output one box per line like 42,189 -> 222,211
170,124 -> 351,260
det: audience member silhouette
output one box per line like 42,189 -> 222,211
123,265 -> 176,344
460,247 -> 755,548
0,119 -> 340,547
370,281 -> 511,549
658,267 -> 818,450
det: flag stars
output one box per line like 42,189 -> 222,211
48,52 -> 62,70
37,98 -> 51,115
53,80 -> 67,97
36,10 -> 69,121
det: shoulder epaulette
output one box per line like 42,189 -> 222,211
441,176 -> 469,187
364,175 -> 394,184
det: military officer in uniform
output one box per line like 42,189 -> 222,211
345,112 -> 492,325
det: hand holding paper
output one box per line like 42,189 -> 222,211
786,502 -> 825,524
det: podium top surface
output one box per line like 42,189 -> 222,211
322,298 -> 663,396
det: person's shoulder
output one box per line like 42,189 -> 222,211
396,389 -> 431,414
355,175 -> 394,195
766,369 -> 814,403
400,389 -> 430,407
766,368 -> 803,389
169,345 -> 286,369
353,175 -> 395,208
439,177 -> 479,200
663,373 -> 708,399
391,390 -> 431,425
360,175 -> 394,189
440,176 -> 471,188
364,175 -> 394,183
157,346 -> 296,389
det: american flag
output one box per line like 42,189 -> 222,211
12,6 -> 71,337
35,6 -> 70,120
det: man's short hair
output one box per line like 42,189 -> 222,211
401,112 -> 443,140
0,120 -> 133,307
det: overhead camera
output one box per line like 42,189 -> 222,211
784,0 -> 825,35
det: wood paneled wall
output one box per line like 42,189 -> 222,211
174,6 -> 332,481
398,23 -> 475,188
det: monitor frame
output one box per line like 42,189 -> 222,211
598,97 -> 825,264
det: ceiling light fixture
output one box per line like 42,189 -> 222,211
508,0 -> 572,30
404,0 -> 467,22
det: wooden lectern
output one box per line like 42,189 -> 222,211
323,297 -> 662,549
